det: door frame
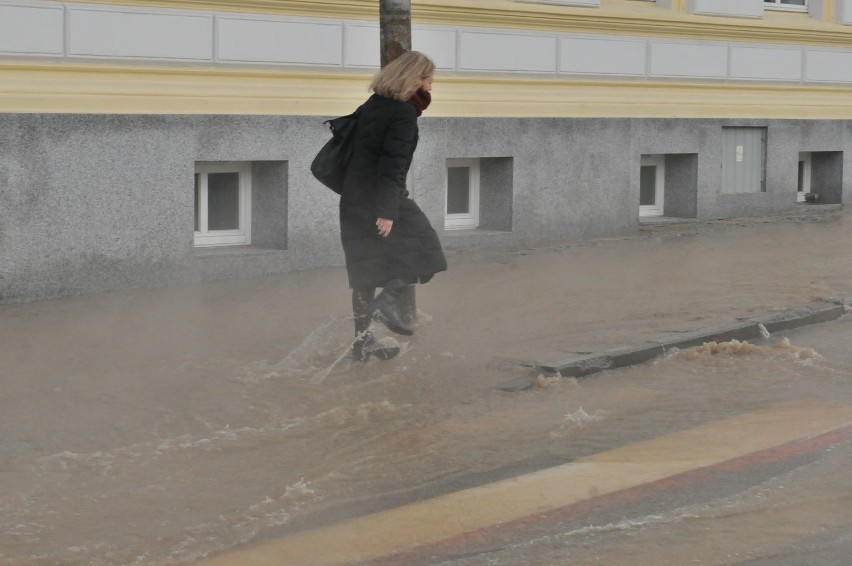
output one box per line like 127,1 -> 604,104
640,154 -> 665,217
797,152 -> 811,203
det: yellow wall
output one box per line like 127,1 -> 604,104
4,61 -> 852,119
2,0 -> 852,118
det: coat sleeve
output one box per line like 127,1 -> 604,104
375,105 -> 418,221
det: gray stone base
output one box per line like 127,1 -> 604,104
1,114 -> 849,303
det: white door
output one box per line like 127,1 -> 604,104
640,155 -> 665,217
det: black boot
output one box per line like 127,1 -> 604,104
351,327 -> 375,362
352,287 -> 400,361
372,279 -> 415,336
397,284 -> 417,326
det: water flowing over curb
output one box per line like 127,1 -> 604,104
500,297 -> 852,392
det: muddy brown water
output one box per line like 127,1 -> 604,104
1,207 -> 852,564
423,317 -> 852,566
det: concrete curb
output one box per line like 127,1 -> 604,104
499,298 -> 851,392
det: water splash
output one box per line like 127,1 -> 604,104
267,318 -> 351,379
687,339 -> 764,357
309,342 -> 354,385
39,418 -> 306,474
772,336 -> 823,361
563,407 -> 605,425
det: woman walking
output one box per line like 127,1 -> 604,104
340,50 -> 447,361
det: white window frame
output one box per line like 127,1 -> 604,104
194,161 -> 252,247
639,154 -> 665,217
764,0 -> 808,13
797,152 -> 811,203
445,158 -> 480,231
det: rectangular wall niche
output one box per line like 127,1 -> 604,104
193,160 -> 288,250
638,153 -> 698,219
251,160 -> 289,250
721,127 -> 766,194
444,157 -> 513,231
665,154 -> 699,218
809,151 -> 844,204
479,157 -> 514,231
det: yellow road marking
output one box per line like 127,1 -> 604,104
198,401 -> 852,566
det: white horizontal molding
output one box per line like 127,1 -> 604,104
68,5 -> 213,61
560,35 -> 646,76
459,29 -> 557,73
730,45 -> 802,81
805,48 -> 852,82
649,40 -> 727,79
0,3 -> 63,56
217,15 -> 342,66
688,0 -> 764,19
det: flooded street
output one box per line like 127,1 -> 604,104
417,316 -> 852,566
1,207 -> 852,565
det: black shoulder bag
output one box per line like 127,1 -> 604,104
310,107 -> 362,194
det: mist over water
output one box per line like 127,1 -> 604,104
2,209 -> 852,564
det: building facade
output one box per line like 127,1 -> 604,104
1,0 -> 851,302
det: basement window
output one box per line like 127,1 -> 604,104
445,158 -> 481,230
194,161 -> 252,247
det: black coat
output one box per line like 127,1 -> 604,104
340,94 -> 447,289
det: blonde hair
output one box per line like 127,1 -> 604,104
369,51 -> 435,101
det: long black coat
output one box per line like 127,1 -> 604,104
340,93 -> 447,289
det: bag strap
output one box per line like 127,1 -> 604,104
324,105 -> 363,133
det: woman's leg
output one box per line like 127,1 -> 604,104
351,287 -> 376,361
352,287 -> 401,361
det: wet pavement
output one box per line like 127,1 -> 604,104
1,205 -> 852,564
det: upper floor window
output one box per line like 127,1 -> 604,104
764,0 -> 807,11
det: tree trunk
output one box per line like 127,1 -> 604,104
379,0 -> 411,68
380,0 -> 416,318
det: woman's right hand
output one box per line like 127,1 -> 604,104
376,218 -> 394,238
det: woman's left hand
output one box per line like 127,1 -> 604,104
376,218 -> 394,238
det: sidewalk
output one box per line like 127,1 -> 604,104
3,205 -> 852,444
423,204 -> 852,391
